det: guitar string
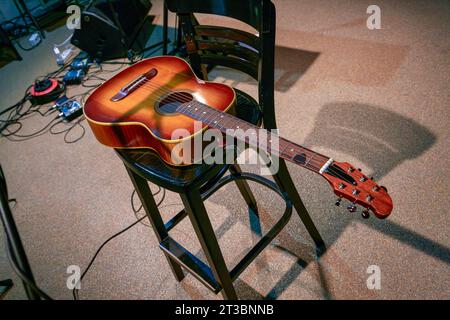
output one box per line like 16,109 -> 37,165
176,101 -> 335,173
161,89 -> 362,187
109,78 -> 331,171
106,78 -> 357,182
119,65 -> 379,200
106,78 -> 360,185
100,74 -> 358,184
146,95 -> 359,188
134,81 -> 360,184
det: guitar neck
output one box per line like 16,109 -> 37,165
176,100 -> 332,174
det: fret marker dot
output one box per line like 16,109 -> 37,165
195,108 -> 198,110
236,126 -> 240,129
220,115 -> 224,118
291,149 -> 294,152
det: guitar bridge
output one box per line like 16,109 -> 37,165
111,68 -> 158,102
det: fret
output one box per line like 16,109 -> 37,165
208,111 -> 226,131
279,142 -> 293,160
199,106 -> 215,124
219,114 -> 233,132
256,132 -> 273,155
304,153 -> 316,169
176,103 -> 188,114
176,99 -> 328,173
210,113 -> 224,130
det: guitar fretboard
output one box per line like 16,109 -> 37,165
176,101 -> 330,173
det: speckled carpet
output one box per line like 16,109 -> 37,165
0,0 -> 449,299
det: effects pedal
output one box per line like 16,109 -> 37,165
54,97 -> 83,121
63,52 -> 91,85
63,69 -> 86,85
70,57 -> 91,70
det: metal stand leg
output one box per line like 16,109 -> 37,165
125,167 -> 185,282
180,190 -> 238,300
0,168 -> 40,300
15,0 -> 45,40
0,279 -> 13,299
273,160 -> 326,254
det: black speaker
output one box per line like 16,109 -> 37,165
71,0 -> 152,60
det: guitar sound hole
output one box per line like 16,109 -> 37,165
157,91 -> 193,115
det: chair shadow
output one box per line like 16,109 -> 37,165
207,45 -> 320,93
274,46 -> 320,92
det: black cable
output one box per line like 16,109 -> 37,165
49,116 -> 86,144
15,34 -> 42,51
2,171 -> 166,300
73,187 -> 166,300
0,55 -> 81,142
2,116 -> 60,139
131,186 -> 163,227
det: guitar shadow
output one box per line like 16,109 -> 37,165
258,102 -> 443,299
200,102 -> 443,300
303,102 -> 436,180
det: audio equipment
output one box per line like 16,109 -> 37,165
71,0 -> 152,60
29,78 -> 65,105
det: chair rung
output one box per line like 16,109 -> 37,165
159,237 -> 221,293
164,209 -> 188,232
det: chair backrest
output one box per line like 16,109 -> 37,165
165,0 -> 278,129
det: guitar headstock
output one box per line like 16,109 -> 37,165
322,161 -> 393,219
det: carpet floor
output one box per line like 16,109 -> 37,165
0,0 -> 448,299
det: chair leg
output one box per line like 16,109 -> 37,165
229,164 -> 262,239
180,189 -> 238,300
125,166 -> 185,282
272,160 -> 326,254
229,164 -> 257,211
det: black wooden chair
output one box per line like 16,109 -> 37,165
116,0 -> 325,299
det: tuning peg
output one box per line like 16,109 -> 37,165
335,197 -> 342,206
357,168 -> 362,172
361,209 -> 370,219
347,204 -> 357,213
380,186 -> 387,192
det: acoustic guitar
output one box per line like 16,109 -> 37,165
84,56 -> 393,219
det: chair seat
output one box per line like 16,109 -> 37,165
116,88 -> 262,193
